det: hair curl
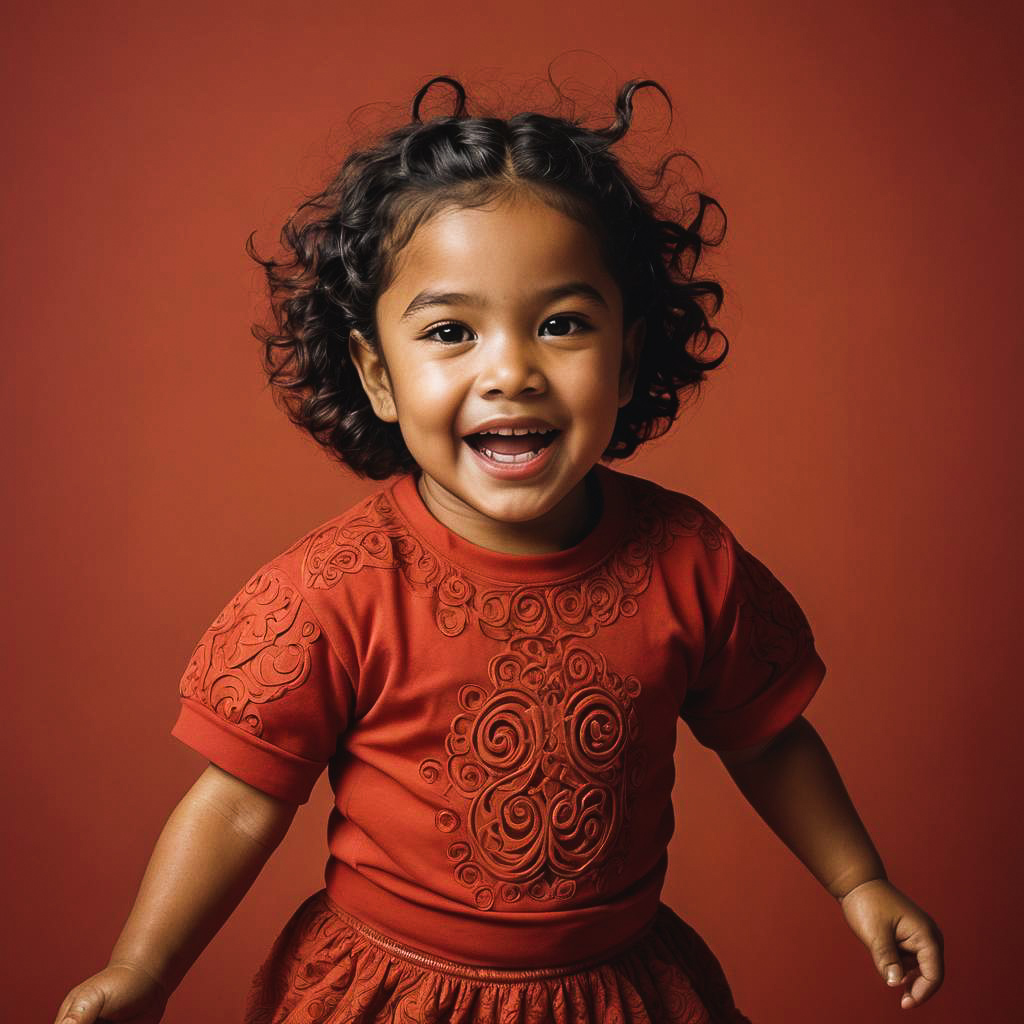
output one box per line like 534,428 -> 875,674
246,71 -> 729,479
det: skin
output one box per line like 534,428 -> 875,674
348,188 -> 646,555
719,718 -> 945,1009
53,764 -> 297,1024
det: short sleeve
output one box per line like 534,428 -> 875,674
680,523 -> 827,752
171,559 -> 355,803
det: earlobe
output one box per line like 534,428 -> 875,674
348,329 -> 398,423
618,319 -> 646,407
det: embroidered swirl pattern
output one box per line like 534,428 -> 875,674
298,476 -> 720,910
731,541 -> 816,679
421,638 -> 649,908
179,566 -> 321,737
241,889 -> 753,1023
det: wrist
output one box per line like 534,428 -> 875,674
834,874 -> 890,903
107,956 -> 175,1001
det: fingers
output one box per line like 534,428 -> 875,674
875,933 -> 944,1008
54,984 -> 104,1024
898,936 -> 945,1008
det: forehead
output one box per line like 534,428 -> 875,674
377,195 -> 615,317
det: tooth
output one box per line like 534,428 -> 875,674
479,446 -> 542,463
474,426 -> 554,437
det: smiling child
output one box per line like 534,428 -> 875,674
54,72 -> 944,1024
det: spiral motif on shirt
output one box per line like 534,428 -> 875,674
418,634 -> 645,908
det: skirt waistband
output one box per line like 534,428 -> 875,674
321,890 -> 662,982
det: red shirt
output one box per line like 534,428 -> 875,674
171,464 -> 826,967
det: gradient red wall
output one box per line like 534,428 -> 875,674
5,1 -> 1019,1021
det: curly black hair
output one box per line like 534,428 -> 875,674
246,72 -> 729,479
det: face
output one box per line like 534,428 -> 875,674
348,190 -> 645,555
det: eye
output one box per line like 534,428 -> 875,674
419,315 -> 590,345
539,314 -> 589,338
421,321 -> 472,344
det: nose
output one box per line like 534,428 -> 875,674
475,332 -> 548,398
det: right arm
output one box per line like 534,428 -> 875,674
54,762 -> 299,1024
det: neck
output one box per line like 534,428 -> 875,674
415,469 -> 603,555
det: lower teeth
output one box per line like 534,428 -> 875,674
478,446 -> 544,464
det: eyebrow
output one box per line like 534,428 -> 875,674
399,281 -> 609,321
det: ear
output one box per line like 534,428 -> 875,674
348,329 -> 398,423
618,317 -> 646,408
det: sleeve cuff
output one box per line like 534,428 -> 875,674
685,647 -> 827,752
170,698 -> 325,804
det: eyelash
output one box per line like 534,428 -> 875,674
419,314 -> 590,344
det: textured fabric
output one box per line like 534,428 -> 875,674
242,889 -> 753,1024
170,463 -> 825,1009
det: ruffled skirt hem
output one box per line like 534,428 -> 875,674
243,889 -> 753,1024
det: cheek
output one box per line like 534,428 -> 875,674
577,348 -> 624,402
395,366 -> 459,420
574,352 -> 626,435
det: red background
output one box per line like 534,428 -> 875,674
5,1 -> 1020,1021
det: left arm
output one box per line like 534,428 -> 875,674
717,714 -> 885,900
717,714 -> 945,1010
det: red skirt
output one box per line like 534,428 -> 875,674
243,889 -> 753,1024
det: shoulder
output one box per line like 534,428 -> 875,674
602,466 -> 733,559
261,478 -> 405,595
211,481 -> 407,685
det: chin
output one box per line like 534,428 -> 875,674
500,497 -> 567,524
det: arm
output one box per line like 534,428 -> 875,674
107,762 -> 299,993
717,714 -> 944,1009
56,762 -> 299,1024
716,714 -> 885,899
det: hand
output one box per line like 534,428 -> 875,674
53,961 -> 170,1024
838,878 -> 945,1009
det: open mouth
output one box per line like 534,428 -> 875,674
464,429 -> 561,465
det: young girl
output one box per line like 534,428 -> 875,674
54,74 -> 944,1024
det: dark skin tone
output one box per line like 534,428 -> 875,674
718,716 -> 944,1008
347,191 -> 645,556
53,764 -> 298,1024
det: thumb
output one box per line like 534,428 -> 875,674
873,943 -> 905,987
60,984 -> 106,1024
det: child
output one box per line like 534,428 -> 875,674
54,73 -> 944,1024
